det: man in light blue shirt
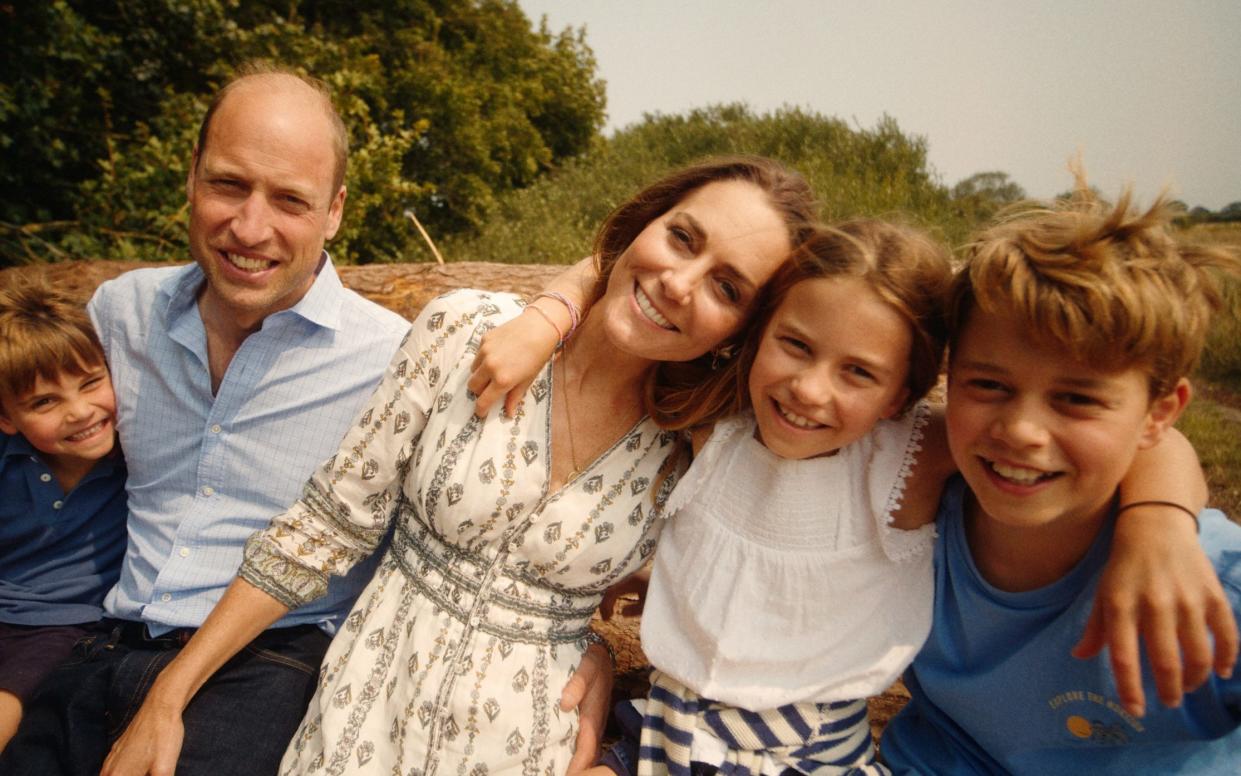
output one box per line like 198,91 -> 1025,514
0,63 -> 407,776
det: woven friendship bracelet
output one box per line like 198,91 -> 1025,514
1115,500 -> 1200,533
524,304 -> 565,345
535,291 -> 582,339
583,627 -> 616,666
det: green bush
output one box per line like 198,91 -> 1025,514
442,104 -> 971,265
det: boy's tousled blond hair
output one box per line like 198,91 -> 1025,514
948,171 -> 1241,397
650,218 -> 953,430
0,276 -> 106,402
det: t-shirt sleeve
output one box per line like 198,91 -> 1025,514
239,290 -> 515,609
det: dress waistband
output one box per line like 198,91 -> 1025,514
392,507 -> 601,646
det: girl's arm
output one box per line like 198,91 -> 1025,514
101,579 -> 288,776
470,257 -> 598,418
1078,428 -> 1238,718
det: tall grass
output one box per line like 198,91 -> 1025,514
1183,223 -> 1241,393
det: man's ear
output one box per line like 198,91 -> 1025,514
1138,378 -> 1191,450
324,185 -> 347,241
186,147 -> 200,202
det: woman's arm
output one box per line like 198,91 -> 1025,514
100,579 -> 289,776
470,257 -> 599,418
1077,428 -> 1238,717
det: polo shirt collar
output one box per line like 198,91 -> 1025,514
0,429 -> 122,480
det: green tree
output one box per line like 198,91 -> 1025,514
0,0 -> 605,266
949,171 -> 1026,225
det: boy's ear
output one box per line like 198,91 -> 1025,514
0,410 -> 17,436
1138,378 -> 1191,450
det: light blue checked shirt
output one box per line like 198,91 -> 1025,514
88,257 -> 408,635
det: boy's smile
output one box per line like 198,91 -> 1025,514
946,308 -> 1181,536
0,365 -> 117,486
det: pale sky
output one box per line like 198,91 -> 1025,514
518,0 -> 1241,210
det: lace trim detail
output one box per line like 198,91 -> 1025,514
877,401 -> 937,562
662,417 -> 746,517
240,531 -> 330,609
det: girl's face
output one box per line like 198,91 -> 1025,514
748,276 -> 912,460
596,180 -> 792,363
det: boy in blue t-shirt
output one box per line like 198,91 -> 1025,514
881,180 -> 1241,774
0,278 -> 127,752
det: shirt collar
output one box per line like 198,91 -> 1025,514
157,251 -> 346,333
0,429 -> 122,478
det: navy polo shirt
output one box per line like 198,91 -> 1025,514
1,430 -> 128,625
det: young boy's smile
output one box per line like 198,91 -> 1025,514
0,364 -> 117,485
946,308 -> 1182,536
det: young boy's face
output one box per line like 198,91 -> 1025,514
945,307 -> 1179,531
0,363 -> 117,468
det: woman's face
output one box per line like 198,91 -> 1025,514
596,179 -> 792,363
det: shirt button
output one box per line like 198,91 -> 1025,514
210,424 -> 222,434
179,547 -> 190,558
52,500 -> 64,509
40,473 -> 52,483
161,593 -> 172,603
201,485 -> 214,497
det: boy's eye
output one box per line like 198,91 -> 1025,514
1058,392 -> 1103,408
965,378 -> 1008,394
30,397 -> 55,410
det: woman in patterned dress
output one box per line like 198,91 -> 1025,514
102,158 -> 819,776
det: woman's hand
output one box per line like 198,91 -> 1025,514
100,679 -> 188,776
1074,503 -> 1237,717
560,642 -> 614,774
469,305 -> 562,418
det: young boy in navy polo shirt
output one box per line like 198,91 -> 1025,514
0,278 -> 127,752
881,181 -> 1241,773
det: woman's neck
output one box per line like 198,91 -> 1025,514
564,310 -> 654,397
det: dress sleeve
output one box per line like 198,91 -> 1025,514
239,290 -> 513,609
867,401 -> 937,562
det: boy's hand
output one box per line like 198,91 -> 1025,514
469,306 -> 562,419
560,642 -> 614,774
1074,505 -> 1238,717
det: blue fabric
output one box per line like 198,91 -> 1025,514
0,621 -> 329,776
0,431 -> 126,625
87,258 -> 408,635
881,477 -> 1241,775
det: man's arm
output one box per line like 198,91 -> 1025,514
470,257 -> 598,418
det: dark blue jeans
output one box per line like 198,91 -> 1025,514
0,620 -> 329,776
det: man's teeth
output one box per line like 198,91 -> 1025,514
67,420 -> 107,442
989,460 -> 1048,485
227,252 -> 273,272
635,287 -> 675,330
777,402 -> 823,429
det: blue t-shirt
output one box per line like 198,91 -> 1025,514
0,430 -> 127,625
882,476 -> 1241,774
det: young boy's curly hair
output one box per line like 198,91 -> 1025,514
0,276 -> 105,401
949,171 -> 1241,398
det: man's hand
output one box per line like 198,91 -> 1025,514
1074,505 -> 1238,717
100,686 -> 186,776
560,642 -> 614,775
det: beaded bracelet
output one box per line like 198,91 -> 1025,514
534,291 -> 582,339
1115,500 -> 1199,533
583,627 -> 616,666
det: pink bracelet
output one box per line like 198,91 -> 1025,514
535,291 -> 582,339
524,304 -> 565,345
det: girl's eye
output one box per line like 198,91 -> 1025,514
966,378 -> 1008,394
846,364 -> 877,382
780,336 -> 810,354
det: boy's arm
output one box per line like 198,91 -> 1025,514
469,257 -> 598,418
1076,428 -> 1238,717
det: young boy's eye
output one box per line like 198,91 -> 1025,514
1058,392 -> 1103,408
965,378 -> 1008,395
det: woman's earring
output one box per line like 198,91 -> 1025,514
710,344 -> 736,370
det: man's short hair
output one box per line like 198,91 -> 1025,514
0,277 -> 106,401
194,60 -> 349,192
948,172 -> 1241,397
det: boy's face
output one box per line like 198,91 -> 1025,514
0,364 -> 117,468
946,308 -> 1181,531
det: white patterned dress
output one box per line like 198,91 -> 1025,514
240,290 -> 682,776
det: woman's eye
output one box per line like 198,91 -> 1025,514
716,279 -> 740,303
668,226 -> 692,248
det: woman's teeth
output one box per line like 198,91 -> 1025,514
635,286 -> 675,330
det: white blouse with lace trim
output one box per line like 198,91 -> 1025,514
641,404 -> 936,709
